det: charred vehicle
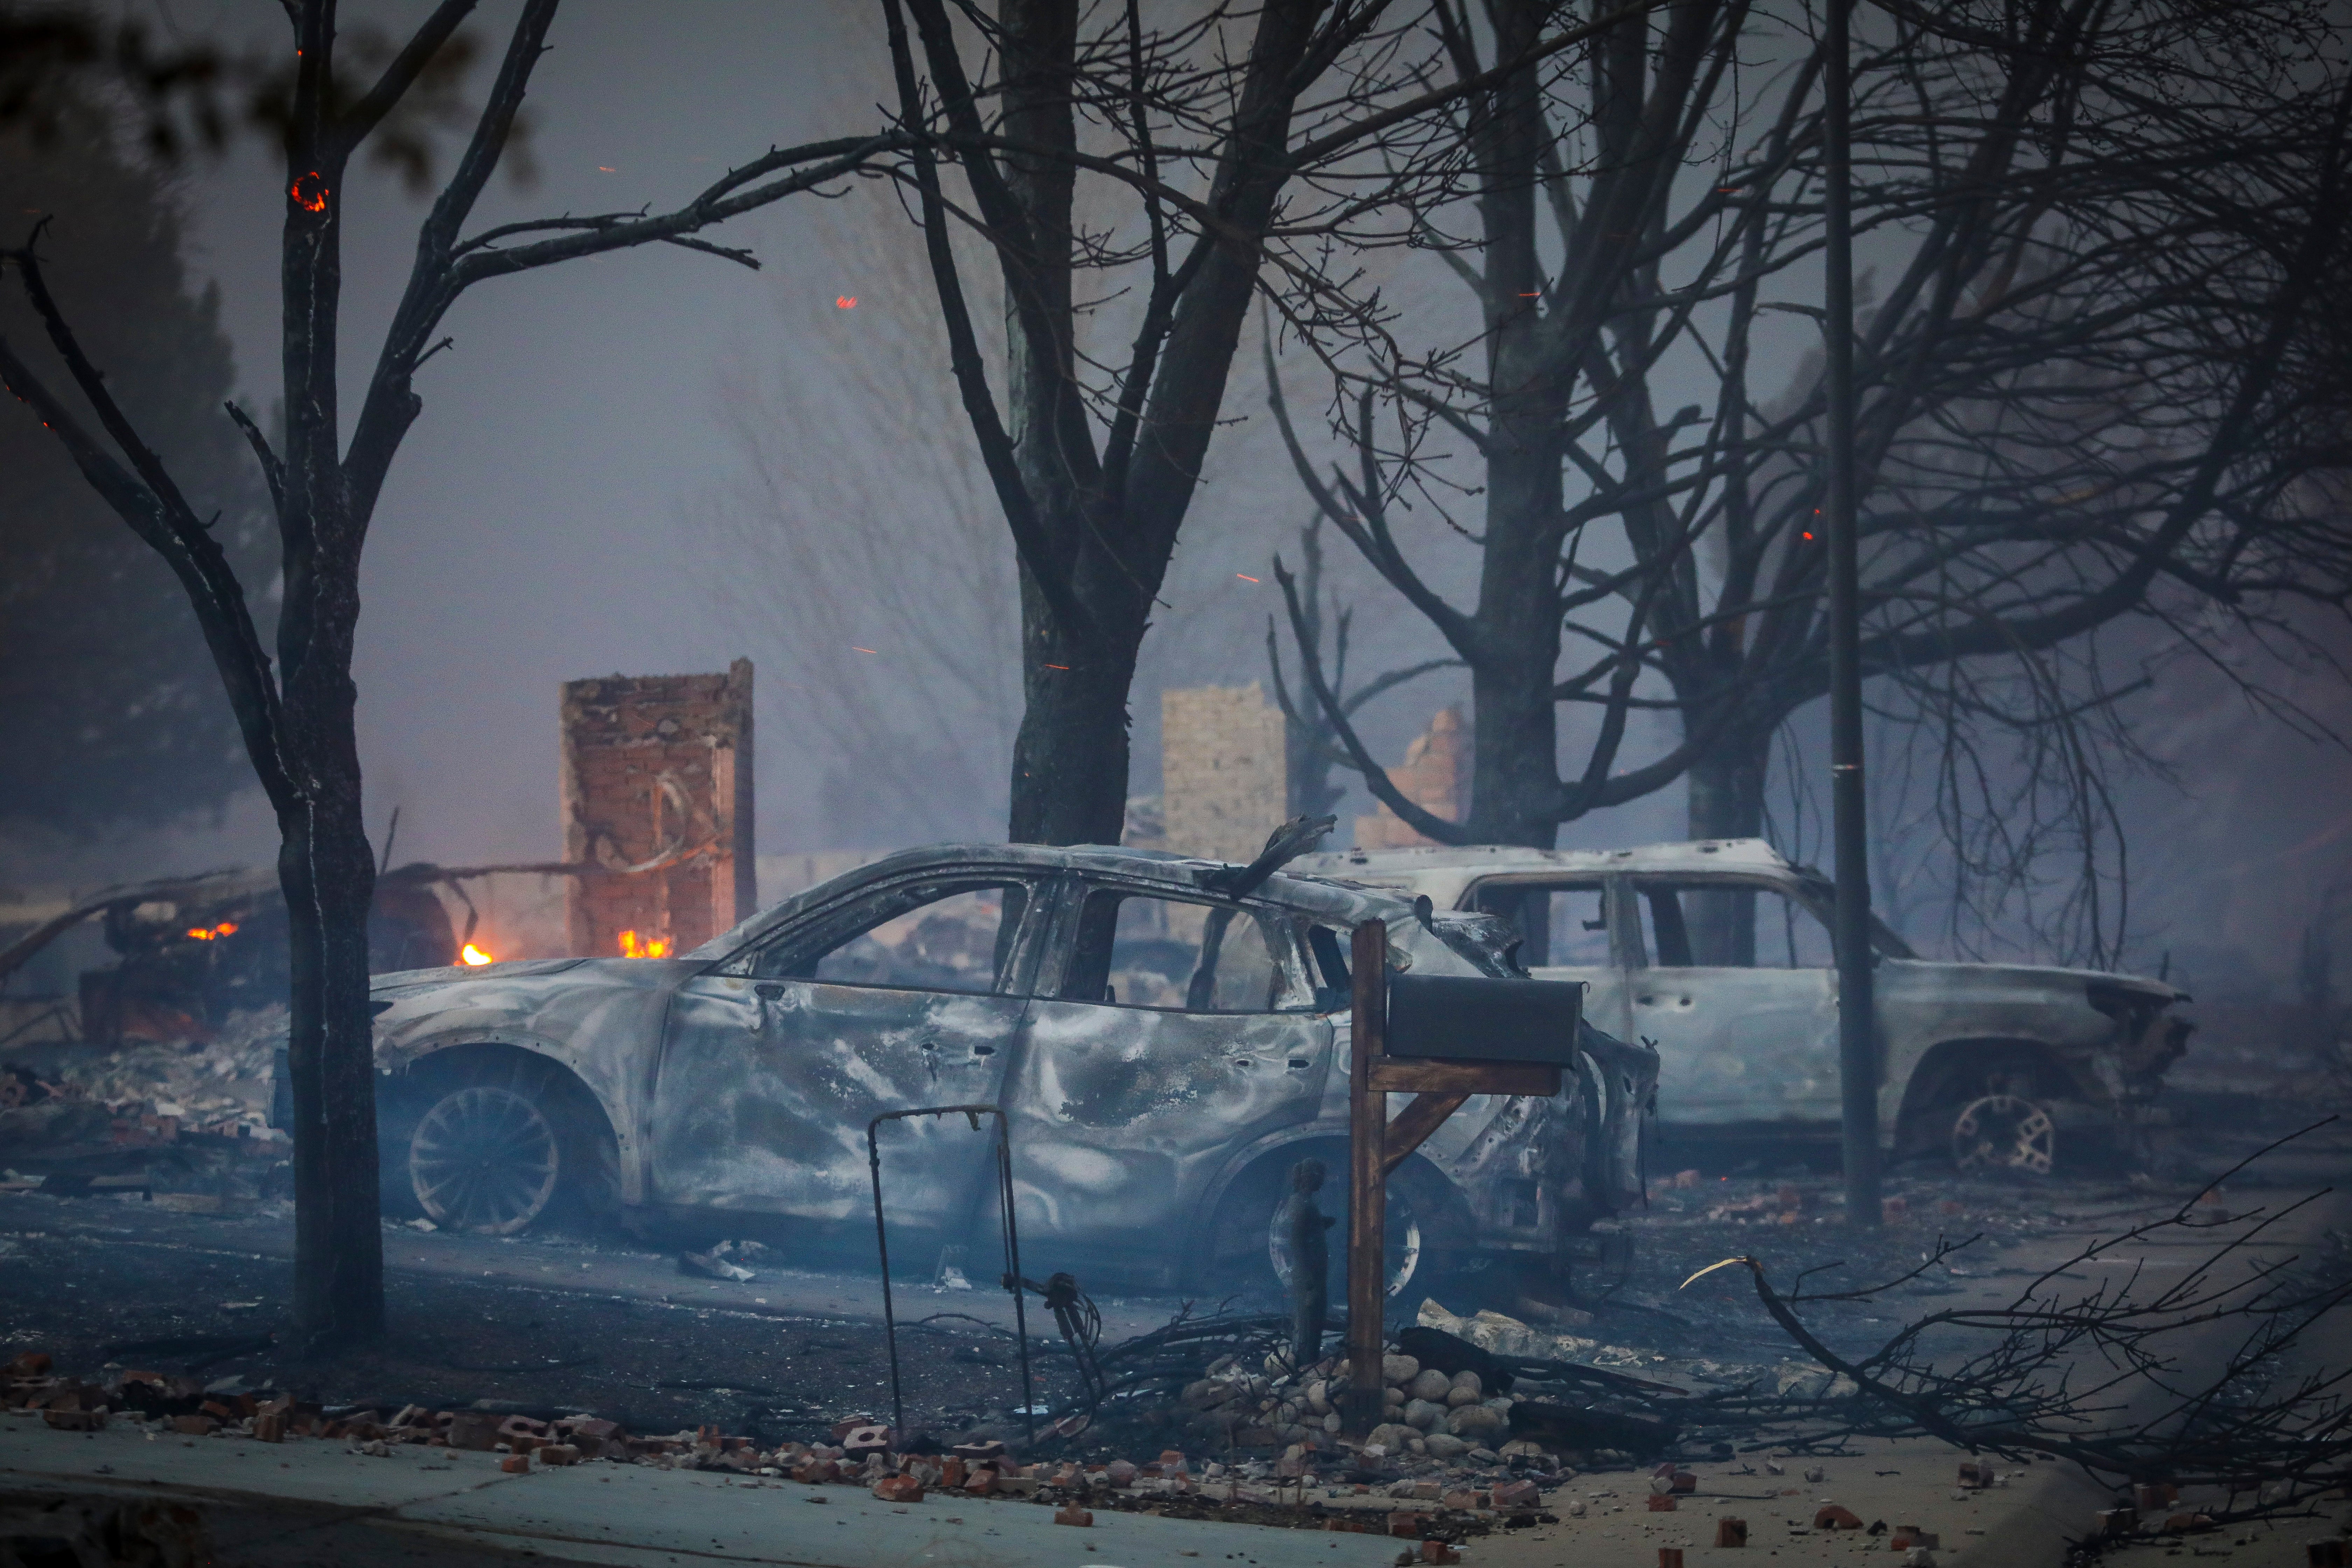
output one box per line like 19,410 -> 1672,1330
0,868 -> 457,1046
1296,839 -> 2190,1175
360,843 -> 1656,1298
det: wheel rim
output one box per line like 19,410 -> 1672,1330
410,1085 -> 560,1233
1951,1093 -> 2056,1176
1267,1195 -> 1424,1298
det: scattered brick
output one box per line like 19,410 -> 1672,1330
1814,1505 -> 1864,1530
1053,1505 -> 1093,1527
1716,1517 -> 1749,1546
1492,1478 -> 1540,1510
499,1454 -> 531,1474
872,1474 -> 924,1503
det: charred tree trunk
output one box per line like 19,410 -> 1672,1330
1684,722 -> 1771,966
1008,584 -> 1143,846
278,783 -> 384,1339
1464,429 -> 1567,849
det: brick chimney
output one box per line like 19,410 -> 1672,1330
559,659 -> 754,958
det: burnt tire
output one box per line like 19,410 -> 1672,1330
399,1054 -> 619,1235
1204,1152 -> 1461,1316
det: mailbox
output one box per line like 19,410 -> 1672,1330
1384,973 -> 1584,1065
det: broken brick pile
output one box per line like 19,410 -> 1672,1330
1,1004 -> 289,1160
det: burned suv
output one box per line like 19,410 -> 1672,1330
1297,839 -> 2189,1174
362,842 -> 1655,1298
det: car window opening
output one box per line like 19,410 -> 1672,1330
1062,890 -> 1286,1013
751,880 -> 1030,994
1468,882 -> 1607,968
1633,881 -> 1834,969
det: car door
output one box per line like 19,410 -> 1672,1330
652,873 -> 1047,1225
1002,879 -> 1334,1262
1462,877 -> 1636,1041
1625,875 -> 1840,1127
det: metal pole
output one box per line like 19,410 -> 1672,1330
866,1121 -> 907,1438
1342,918 -> 1389,1435
995,1119 -> 1036,1446
1822,0 -> 1881,1228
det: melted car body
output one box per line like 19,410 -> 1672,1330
362,844 -> 1657,1291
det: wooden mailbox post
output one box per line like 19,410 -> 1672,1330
1340,917 -> 1581,1435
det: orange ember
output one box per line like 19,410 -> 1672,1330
835,295 -> 858,309
291,171 -> 329,212
460,943 -> 495,966
617,929 -> 671,959
184,920 -> 239,941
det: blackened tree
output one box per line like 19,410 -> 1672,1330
0,0 -> 897,1344
1270,0 -> 2352,961
879,0 -> 1652,847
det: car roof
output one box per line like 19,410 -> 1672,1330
690,840 -> 1423,959
1295,837 -> 1801,883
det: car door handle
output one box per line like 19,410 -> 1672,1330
971,1044 -> 996,1057
755,983 -> 785,1000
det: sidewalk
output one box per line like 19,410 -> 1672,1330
0,1418 -> 1405,1568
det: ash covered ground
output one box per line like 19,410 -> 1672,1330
1,1082 -> 2328,1469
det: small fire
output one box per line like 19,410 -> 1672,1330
184,921 -> 239,941
835,295 -> 857,309
460,943 -> 495,967
290,171 -> 329,213
617,930 -> 671,959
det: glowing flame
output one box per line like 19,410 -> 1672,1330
835,295 -> 857,309
184,921 -> 239,941
291,171 -> 329,212
617,929 -> 671,959
460,943 -> 495,967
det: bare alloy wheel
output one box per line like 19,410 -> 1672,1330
1951,1093 -> 2057,1176
409,1084 -> 561,1233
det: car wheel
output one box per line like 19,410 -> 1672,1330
409,1082 -> 562,1234
1210,1155 -> 1459,1311
1951,1093 -> 2057,1176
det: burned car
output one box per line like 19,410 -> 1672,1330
0,867 -> 457,1048
1296,839 -> 2190,1175
362,842 -> 1656,1300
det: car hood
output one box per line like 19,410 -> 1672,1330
1884,956 -> 2188,1006
370,957 -> 590,999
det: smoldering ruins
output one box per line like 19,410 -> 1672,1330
7,2 -> 2352,1566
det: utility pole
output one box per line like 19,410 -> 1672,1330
1823,0 -> 1881,1228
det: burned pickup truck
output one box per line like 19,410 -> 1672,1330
362,841 -> 1656,1303
1300,838 -> 2189,1174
